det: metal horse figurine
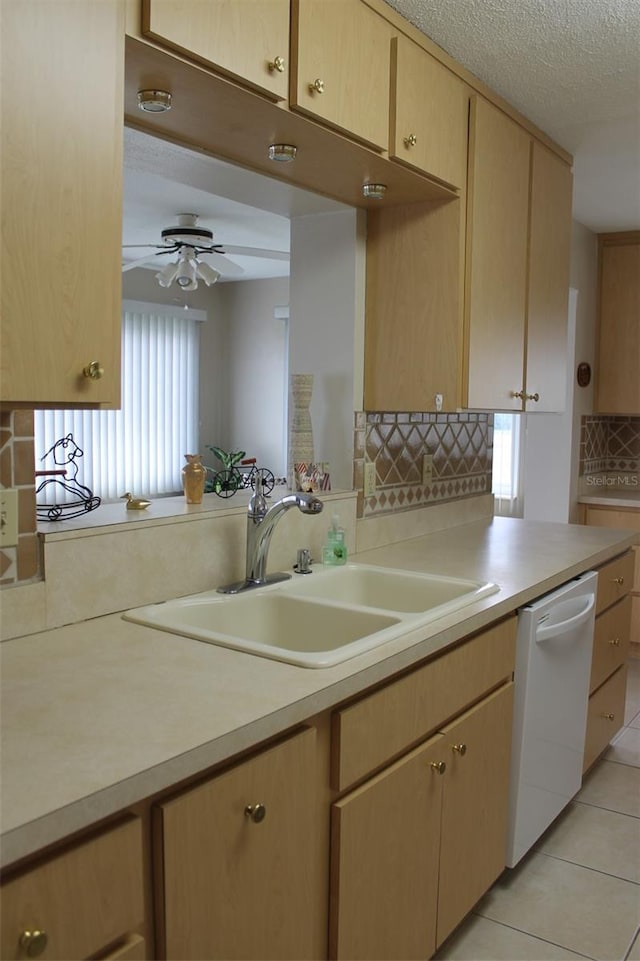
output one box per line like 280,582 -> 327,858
36,433 -> 101,521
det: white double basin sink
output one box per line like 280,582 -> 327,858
124,564 -> 499,668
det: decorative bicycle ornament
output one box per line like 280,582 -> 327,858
204,446 -> 275,499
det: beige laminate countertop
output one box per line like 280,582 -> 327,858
578,488 -> 640,509
1,516 -> 638,869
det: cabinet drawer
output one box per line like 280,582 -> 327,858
331,617 -> 516,791
590,595 -> 631,693
596,551 -> 635,614
583,665 -> 627,774
0,818 -> 144,961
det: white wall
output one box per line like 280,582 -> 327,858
289,209 -> 366,490
522,221 -> 597,522
213,277 -> 290,474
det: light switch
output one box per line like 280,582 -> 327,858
0,488 -> 18,547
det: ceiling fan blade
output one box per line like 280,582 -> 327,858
122,243 -> 168,249
222,244 -> 290,262
122,254 -> 160,272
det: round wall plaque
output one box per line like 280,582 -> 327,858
577,362 -> 591,387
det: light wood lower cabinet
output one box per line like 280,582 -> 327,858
0,818 -> 145,961
330,683 -> 514,959
154,727 -> 326,960
583,665 -> 627,773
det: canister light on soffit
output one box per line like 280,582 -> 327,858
137,89 -> 172,113
268,144 -> 298,162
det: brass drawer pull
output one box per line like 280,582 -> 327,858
451,743 -> 467,756
309,78 -> 325,94
601,712 -> 615,721
526,392 -> 540,402
245,802 -> 266,823
608,637 -> 621,647
430,760 -> 446,775
19,931 -> 48,958
83,360 -> 104,380
268,55 -> 285,73
612,576 -> 624,585
403,133 -> 417,147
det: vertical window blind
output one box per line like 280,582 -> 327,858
35,302 -> 201,503
492,412 -> 524,517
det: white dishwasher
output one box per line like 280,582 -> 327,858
506,570 -> 597,867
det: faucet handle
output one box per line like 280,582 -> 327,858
248,474 -> 268,518
294,547 -> 313,574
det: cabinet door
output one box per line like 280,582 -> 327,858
437,683 -> 514,946
465,97 -> 530,409
583,664 -> 627,773
364,199 -> 463,411
0,819 -> 144,961
330,734 -> 446,960
390,35 -> 468,189
590,595 -> 631,693
525,143 -> 573,412
596,238 -> 640,414
291,0 -> 391,150
157,728 -> 325,960
142,0 -> 289,101
0,0 -> 122,406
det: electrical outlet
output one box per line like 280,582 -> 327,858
422,454 -> 433,486
364,462 -> 376,497
0,488 -> 18,547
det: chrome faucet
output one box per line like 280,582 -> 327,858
218,476 -> 323,594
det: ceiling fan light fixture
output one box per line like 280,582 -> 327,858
362,182 -> 387,200
137,89 -> 172,113
175,257 -> 198,290
268,143 -> 297,163
156,262 -> 179,287
196,261 -> 221,286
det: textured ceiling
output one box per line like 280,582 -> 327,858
385,0 -> 640,231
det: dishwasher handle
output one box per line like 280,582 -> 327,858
535,593 -> 595,642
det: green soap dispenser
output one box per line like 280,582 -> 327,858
322,514 -> 347,566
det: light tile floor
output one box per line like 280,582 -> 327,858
436,658 -> 640,961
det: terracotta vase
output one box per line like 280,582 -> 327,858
182,454 -> 206,504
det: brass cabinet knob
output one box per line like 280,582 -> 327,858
244,802 -> 266,823
609,637 -> 621,647
19,931 -> 48,958
83,360 -> 104,380
268,55 -> 285,73
309,78 -> 325,94
451,743 -> 467,756
403,133 -> 417,147
526,392 -> 540,402
612,576 -> 624,585
510,389 -> 525,400
430,760 -> 446,775
601,712 -> 615,721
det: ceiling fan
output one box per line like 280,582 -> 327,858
122,213 -> 245,290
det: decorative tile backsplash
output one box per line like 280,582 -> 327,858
354,411 -> 493,518
0,410 -> 40,585
580,415 -> 640,476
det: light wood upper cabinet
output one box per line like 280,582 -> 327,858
0,0 -> 123,407
526,142 -> 573,412
390,35 -> 469,189
364,199 -> 463,411
595,233 -> 640,414
290,0 -> 392,151
465,97 -> 530,410
156,727 -> 326,960
465,97 -> 572,412
0,818 -> 145,961
142,0 -> 290,101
